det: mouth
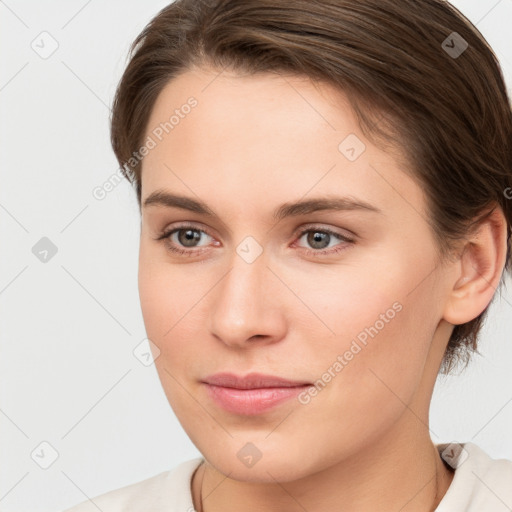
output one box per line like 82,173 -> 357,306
201,372 -> 313,415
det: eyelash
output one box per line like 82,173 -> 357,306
155,223 -> 354,258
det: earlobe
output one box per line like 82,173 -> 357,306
443,205 -> 508,326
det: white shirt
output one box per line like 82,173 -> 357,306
60,442 -> 512,511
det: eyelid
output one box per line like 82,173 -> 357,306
156,222 -> 217,246
293,222 -> 356,240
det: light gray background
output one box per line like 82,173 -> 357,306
1,1 -> 512,511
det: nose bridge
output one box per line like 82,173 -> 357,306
218,240 -> 266,321
209,236 -> 282,346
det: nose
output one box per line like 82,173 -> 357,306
209,244 -> 287,349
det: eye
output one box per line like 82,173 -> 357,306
155,223 -> 215,257
293,226 -> 354,256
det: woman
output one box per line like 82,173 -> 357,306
63,0 -> 512,510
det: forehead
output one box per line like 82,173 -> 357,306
140,67 -> 425,222
144,66 -> 359,150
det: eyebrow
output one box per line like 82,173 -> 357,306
143,190 -> 382,220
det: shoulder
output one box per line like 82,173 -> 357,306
436,442 -> 512,511
59,457 -> 204,512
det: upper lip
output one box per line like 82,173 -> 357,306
202,372 -> 312,389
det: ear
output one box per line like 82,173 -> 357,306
443,204 -> 509,326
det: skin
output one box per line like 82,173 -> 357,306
137,65 -> 508,511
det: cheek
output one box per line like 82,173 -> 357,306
137,246 -> 213,378
288,279 -> 435,453
293,253 -> 437,396
137,241 -> 196,334
275,258 -> 402,349
137,250 -> 204,413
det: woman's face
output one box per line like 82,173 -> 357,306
138,66 -> 455,481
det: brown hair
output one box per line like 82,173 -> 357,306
110,0 -> 512,375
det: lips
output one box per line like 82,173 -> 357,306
201,372 -> 312,389
201,372 -> 313,415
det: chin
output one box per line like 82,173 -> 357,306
200,443 -> 321,484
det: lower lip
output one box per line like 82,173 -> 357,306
203,383 -> 311,415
